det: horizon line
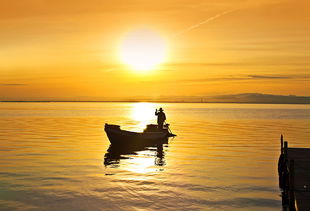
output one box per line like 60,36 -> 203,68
1,100 -> 310,104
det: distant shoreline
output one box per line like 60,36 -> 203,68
1,101 -> 310,104
2,93 -> 310,104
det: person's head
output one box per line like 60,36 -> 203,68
159,107 -> 163,112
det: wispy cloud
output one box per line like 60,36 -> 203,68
0,83 -> 27,86
165,59 -> 310,69
138,74 -> 310,86
175,9 -> 239,36
248,75 -> 290,79
183,74 -> 310,83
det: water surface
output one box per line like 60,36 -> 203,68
1,102 -> 310,210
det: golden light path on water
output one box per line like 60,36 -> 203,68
123,155 -> 156,174
125,102 -> 163,174
130,102 -> 159,131
2,103 -> 310,210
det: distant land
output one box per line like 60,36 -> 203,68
202,93 -> 310,104
143,93 -> 310,104
1,93 -> 310,104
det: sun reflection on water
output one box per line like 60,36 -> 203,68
124,154 -> 156,174
104,144 -> 167,175
130,102 -> 159,130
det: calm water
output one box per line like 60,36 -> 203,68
1,102 -> 310,211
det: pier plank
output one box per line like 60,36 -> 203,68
287,148 -> 310,211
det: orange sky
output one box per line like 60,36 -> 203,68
0,0 -> 310,101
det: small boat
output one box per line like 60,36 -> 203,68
104,123 -> 176,145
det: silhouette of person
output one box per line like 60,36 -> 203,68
155,108 -> 166,130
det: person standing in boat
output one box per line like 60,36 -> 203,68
155,108 -> 166,130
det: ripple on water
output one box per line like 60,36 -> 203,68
1,103 -> 310,210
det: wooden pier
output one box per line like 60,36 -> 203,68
278,135 -> 310,211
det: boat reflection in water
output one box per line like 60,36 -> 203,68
104,138 -> 168,168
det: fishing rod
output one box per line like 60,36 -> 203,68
164,121 -> 175,136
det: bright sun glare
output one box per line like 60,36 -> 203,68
119,29 -> 167,71
131,102 -> 157,130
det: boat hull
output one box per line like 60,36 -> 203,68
105,124 -> 171,145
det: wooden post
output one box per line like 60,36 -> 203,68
284,141 -> 289,191
284,141 -> 288,158
278,135 -> 285,189
281,135 -> 284,155
289,160 -> 295,210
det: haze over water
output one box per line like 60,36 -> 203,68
1,102 -> 310,210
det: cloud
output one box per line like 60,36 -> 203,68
248,75 -> 290,79
0,83 -> 27,86
165,59 -> 310,68
173,0 -> 288,37
183,74 -> 310,83
165,62 -> 250,67
175,9 -> 239,36
138,74 -> 310,86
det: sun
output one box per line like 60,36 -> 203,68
119,29 -> 167,72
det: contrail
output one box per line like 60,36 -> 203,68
175,9 -> 238,36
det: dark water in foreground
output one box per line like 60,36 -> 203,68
1,102 -> 310,210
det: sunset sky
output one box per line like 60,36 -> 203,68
0,0 -> 310,101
